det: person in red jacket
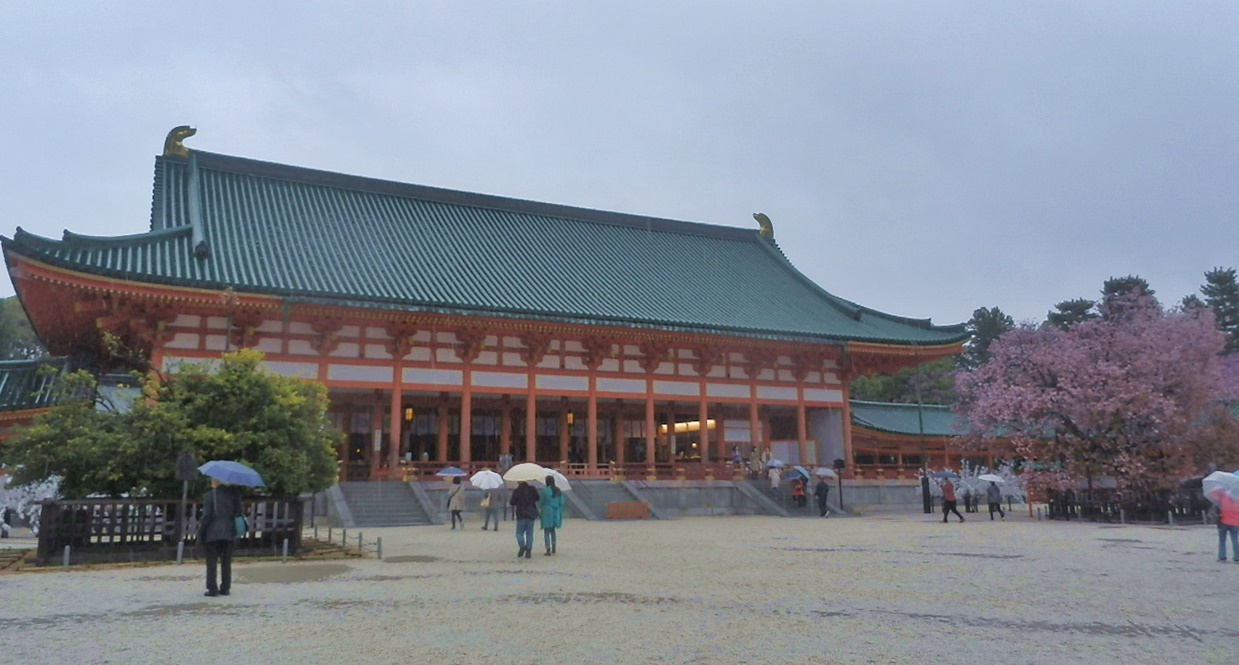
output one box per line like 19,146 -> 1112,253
941,479 -> 965,523
1210,489 -> 1239,563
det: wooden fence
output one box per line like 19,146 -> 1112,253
1044,488 -> 1210,524
36,497 -> 304,566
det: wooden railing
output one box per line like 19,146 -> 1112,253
392,460 -> 751,482
849,464 -> 925,481
35,497 -> 304,566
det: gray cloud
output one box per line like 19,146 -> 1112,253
2,2 -> 1236,326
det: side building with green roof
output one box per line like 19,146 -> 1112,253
3,127 -> 967,484
849,400 -> 995,479
0,359 -> 70,444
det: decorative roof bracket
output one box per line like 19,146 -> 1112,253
163,125 -> 196,157
753,212 -> 774,240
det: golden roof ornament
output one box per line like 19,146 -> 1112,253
163,125 -> 197,157
753,212 -> 774,240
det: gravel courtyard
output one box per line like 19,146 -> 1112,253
1,512 -> 1234,665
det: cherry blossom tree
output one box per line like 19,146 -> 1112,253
955,295 -> 1239,493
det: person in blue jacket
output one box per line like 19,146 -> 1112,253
538,475 -> 565,556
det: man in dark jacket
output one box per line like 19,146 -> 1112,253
814,478 -> 831,517
510,480 -> 540,559
198,479 -> 242,596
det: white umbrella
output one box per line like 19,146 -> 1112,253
811,467 -> 837,478
470,469 -> 504,490
503,462 -> 550,484
978,473 -> 1004,483
544,468 -> 572,492
1203,470 -> 1239,503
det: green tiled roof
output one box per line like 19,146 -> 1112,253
0,359 -> 68,412
4,149 -> 967,345
850,400 -> 963,437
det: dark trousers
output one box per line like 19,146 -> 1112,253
988,502 -> 1005,520
942,500 -> 964,522
817,496 -> 829,516
205,539 -> 234,593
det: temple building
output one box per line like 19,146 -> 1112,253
849,400 -> 992,479
2,128 -> 967,483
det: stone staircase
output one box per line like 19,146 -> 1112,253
0,548 -> 34,572
335,482 -> 431,527
754,479 -> 850,517
570,480 -> 654,520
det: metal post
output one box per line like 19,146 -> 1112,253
1167,510 -> 1174,526
357,532 -> 363,554
63,545 -> 70,570
341,528 -> 346,546
1036,507 -> 1041,521
1119,508 -> 1125,524
282,538 -> 289,563
176,541 -> 185,565
377,537 -> 383,560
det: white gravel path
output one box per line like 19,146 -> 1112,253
0,513 -> 1234,665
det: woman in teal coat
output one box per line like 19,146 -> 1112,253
538,475 -> 564,556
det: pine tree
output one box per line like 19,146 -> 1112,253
958,306 -> 1015,370
1201,267 -> 1239,354
1045,298 -> 1097,330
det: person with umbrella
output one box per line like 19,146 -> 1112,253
1204,471 -> 1239,562
538,475 -> 565,556
940,477 -> 965,523
447,476 -> 465,530
790,476 -> 807,508
985,480 -> 1005,521
471,470 -> 504,531
198,477 -> 242,596
510,480 -> 539,559
814,474 -> 832,517
768,464 -> 782,493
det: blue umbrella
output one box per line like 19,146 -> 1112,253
929,471 -> 960,480
198,460 -> 264,487
435,466 -> 468,477
792,465 -> 812,481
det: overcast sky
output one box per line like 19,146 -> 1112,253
2,3 -> 1236,326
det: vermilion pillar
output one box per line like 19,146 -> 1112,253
559,405 -> 570,464
698,395 -> 709,463
644,383 -> 656,472
587,377 -> 599,469
437,394 -> 449,462
369,395 -> 383,479
459,370 -> 473,465
749,399 -> 760,458
500,398 -> 511,458
613,408 -> 624,465
797,395 -> 808,465
525,391 -> 537,463
387,387 -> 402,475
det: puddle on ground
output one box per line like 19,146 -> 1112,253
384,555 -> 441,563
501,592 -> 681,605
235,562 -> 352,584
940,552 -> 1024,560
131,575 -> 199,582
